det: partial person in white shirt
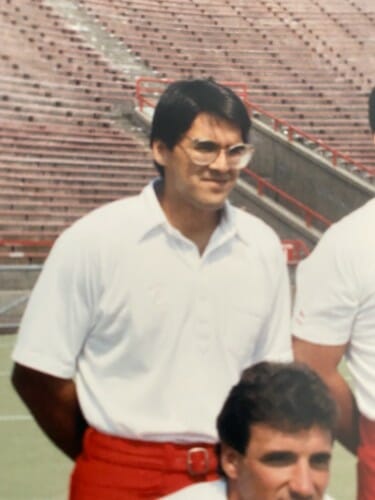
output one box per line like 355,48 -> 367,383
10,78 -> 291,499
162,361 -> 338,500
293,87 -> 375,500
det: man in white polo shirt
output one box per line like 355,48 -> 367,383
293,87 -> 375,500
163,361 -> 338,500
11,78 -> 291,499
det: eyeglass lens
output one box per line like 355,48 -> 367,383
190,139 -> 254,169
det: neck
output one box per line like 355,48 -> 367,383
155,180 -> 222,255
226,480 -> 240,500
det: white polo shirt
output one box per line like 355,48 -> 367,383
161,479 -> 335,499
293,198 -> 375,420
13,181 -> 291,443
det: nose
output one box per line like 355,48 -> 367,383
289,462 -> 315,499
209,148 -> 231,172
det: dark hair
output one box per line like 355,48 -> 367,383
217,361 -> 338,457
150,78 -> 252,176
369,87 -> 375,133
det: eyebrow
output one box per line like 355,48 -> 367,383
310,452 -> 332,463
186,136 -> 247,147
260,451 -> 297,464
259,450 -> 332,465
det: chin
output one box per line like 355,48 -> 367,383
199,188 -> 232,207
196,197 -> 227,211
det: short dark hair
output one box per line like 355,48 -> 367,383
217,361 -> 338,456
150,78 -> 252,176
369,87 -> 375,133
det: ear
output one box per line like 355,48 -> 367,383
151,140 -> 169,168
221,443 -> 242,480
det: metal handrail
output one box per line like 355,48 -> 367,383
242,168 -> 331,229
0,294 -> 29,316
134,76 -> 333,231
135,76 -> 374,177
243,98 -> 374,176
0,265 -> 41,331
135,77 -> 249,111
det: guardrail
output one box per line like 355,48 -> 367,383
282,239 -> 310,265
0,78 -> 337,268
135,77 -> 249,111
0,264 -> 42,334
135,76 -> 374,178
243,99 -> 374,177
135,76 -> 333,232
0,233 -> 308,266
241,168 -> 331,230
0,240 -> 53,262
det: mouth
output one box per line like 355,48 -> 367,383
202,177 -> 232,184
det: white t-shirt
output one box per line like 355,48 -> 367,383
293,198 -> 375,419
13,181 -> 291,442
161,479 -> 335,499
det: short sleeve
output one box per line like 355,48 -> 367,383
292,225 -> 359,346
12,227 -> 96,378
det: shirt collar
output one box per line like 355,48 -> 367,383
136,179 -> 168,241
137,179 -> 246,245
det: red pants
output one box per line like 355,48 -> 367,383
70,427 -> 219,499
357,415 -> 375,500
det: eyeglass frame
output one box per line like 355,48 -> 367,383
177,136 -> 255,170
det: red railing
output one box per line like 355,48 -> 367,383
0,78 -> 338,265
135,77 -> 332,231
0,238 -> 308,265
243,99 -> 374,176
242,168 -> 331,229
135,77 -> 374,177
0,239 -> 54,260
135,77 -> 249,112
282,239 -> 310,265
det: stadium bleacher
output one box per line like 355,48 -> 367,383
1,6 -> 371,500
0,0 -> 374,329
0,0 -> 156,257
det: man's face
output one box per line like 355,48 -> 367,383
152,112 -> 243,213
224,424 -> 332,500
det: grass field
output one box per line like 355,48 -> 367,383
0,334 -> 356,499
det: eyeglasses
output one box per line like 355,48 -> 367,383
179,136 -> 255,170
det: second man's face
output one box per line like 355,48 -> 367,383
224,423 -> 332,500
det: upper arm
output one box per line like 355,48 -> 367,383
292,337 -> 347,377
292,227 -> 358,347
12,229 -> 95,378
11,362 -> 76,403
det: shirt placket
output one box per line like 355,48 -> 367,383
194,270 -> 212,355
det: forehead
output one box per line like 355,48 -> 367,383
186,112 -> 243,143
247,423 -> 333,457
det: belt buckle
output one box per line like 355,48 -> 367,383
186,446 -> 210,476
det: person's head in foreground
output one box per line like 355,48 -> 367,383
217,361 -> 338,500
369,87 -> 375,138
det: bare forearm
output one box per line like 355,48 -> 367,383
293,338 -> 359,455
11,364 -> 88,460
320,369 -> 359,454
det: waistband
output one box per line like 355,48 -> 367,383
83,427 -> 219,477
